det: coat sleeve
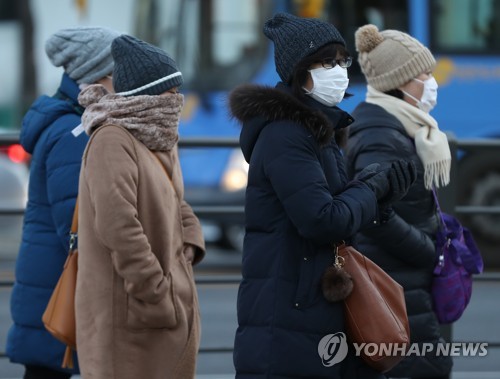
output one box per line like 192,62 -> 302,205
181,200 -> 206,265
261,121 -> 378,245
361,211 -> 436,267
82,127 -> 168,304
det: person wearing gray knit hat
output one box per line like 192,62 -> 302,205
45,26 -> 120,84
345,25 -> 453,379
263,12 -> 345,83
6,25 -> 120,379
111,34 -> 183,96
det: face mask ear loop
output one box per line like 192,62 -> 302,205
401,89 -> 421,106
303,69 -> 315,95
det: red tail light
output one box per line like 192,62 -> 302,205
1,144 -> 30,164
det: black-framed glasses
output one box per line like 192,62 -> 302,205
320,56 -> 353,69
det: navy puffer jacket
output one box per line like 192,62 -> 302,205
229,84 -> 384,379
346,101 -> 453,377
6,73 -> 86,373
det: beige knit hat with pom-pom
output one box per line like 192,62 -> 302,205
355,24 -> 436,92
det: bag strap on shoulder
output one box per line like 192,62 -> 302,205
71,198 -> 78,234
431,188 -> 447,230
69,198 -> 78,251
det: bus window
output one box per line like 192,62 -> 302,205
432,0 -> 500,53
289,0 -> 409,82
134,0 -> 272,91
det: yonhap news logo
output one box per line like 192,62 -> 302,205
317,332 -> 349,367
318,332 -> 488,367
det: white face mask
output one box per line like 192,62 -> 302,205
403,76 -> 438,113
303,66 -> 349,107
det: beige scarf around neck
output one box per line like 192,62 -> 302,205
366,85 -> 451,189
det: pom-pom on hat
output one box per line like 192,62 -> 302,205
112,35 -> 183,96
355,24 -> 436,92
263,12 -> 345,83
45,26 -> 120,84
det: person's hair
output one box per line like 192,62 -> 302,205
289,43 -> 351,101
385,89 -> 405,100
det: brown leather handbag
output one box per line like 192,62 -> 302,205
322,243 -> 410,372
42,201 -> 78,369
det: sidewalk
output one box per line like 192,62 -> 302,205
2,373 -> 500,379
1,266 -> 498,378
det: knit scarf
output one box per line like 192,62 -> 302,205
366,85 -> 451,189
78,84 -> 183,151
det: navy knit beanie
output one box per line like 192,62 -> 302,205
112,35 -> 183,96
263,12 -> 345,83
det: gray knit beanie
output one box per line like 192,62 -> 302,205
355,24 -> 436,92
45,26 -> 120,84
112,35 -> 183,96
263,12 -> 345,83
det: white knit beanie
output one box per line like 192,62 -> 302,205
355,24 -> 436,92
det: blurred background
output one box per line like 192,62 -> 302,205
0,0 -> 499,378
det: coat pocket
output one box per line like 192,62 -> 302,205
293,256 -> 317,309
126,272 -> 178,330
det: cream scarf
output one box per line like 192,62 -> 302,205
366,85 -> 451,189
78,84 -> 183,152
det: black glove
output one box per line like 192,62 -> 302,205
378,159 -> 417,208
355,163 -> 390,200
356,160 -> 417,206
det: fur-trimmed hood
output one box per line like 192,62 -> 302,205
229,84 -> 353,161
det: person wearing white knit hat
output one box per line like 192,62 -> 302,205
345,24 -> 453,379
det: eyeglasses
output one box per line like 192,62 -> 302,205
320,57 -> 353,69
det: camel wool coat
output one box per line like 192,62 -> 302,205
76,124 -> 205,379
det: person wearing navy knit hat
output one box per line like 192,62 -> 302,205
111,34 -> 184,96
75,35 -> 205,379
6,26 -> 119,379
263,12 -> 346,83
229,12 -> 416,378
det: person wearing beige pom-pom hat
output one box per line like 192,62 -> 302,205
345,25 -> 453,379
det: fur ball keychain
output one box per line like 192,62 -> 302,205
321,247 -> 353,302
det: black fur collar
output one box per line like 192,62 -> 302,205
229,84 -> 335,146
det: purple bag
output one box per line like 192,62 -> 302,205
432,210 -> 484,324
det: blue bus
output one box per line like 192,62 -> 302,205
135,0 -> 500,256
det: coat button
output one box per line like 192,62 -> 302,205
295,303 -> 299,308
373,220 -> 378,225
303,257 -> 308,261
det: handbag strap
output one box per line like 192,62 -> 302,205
71,198 -> 78,234
69,198 -> 78,251
430,189 -> 449,272
431,188 -> 450,237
